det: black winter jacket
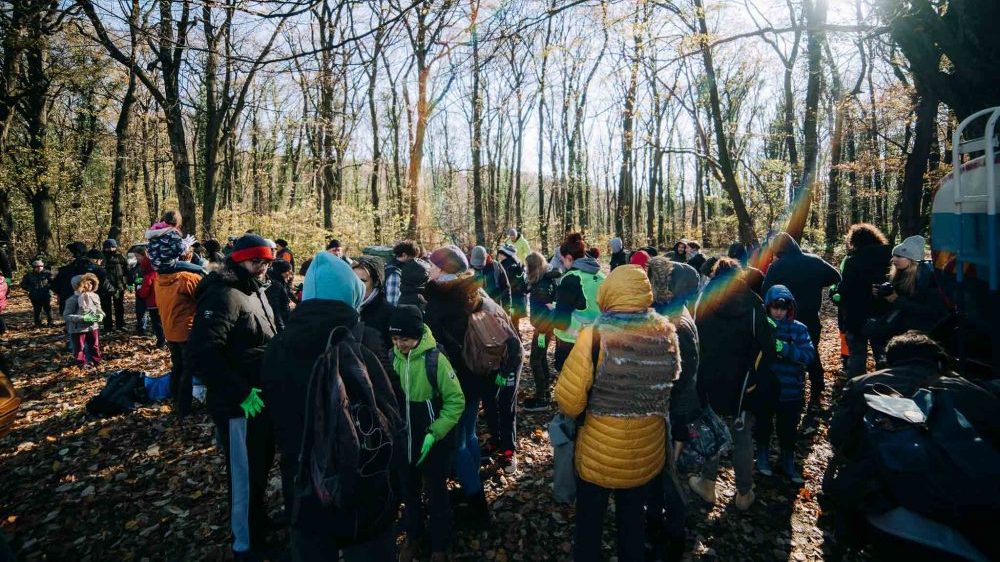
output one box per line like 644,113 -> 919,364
260,298 -> 402,537
881,261 -> 950,337
761,234 -> 841,326
654,302 -> 700,439
264,272 -> 295,332
21,270 -> 53,302
609,250 -> 629,271
359,292 -> 395,372
527,270 -> 561,331
188,263 -> 277,420
694,275 -> 776,416
103,251 -> 130,293
473,261 -> 509,306
838,244 -> 891,333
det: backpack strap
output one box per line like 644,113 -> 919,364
423,346 -> 442,399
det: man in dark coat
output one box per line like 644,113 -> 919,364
21,259 -> 54,326
260,251 -> 401,560
264,259 -> 296,332
690,259 -> 775,511
352,255 -> 395,371
187,234 -> 277,561
761,232 -> 842,405
102,239 -> 129,331
54,242 -> 95,314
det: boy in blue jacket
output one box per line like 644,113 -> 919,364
756,285 -> 816,483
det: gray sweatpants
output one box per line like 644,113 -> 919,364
699,412 -> 755,494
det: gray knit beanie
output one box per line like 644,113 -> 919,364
470,245 -> 488,268
892,235 -> 925,261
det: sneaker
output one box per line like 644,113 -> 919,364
781,452 -> 804,484
755,448 -> 773,477
735,489 -> 756,511
499,449 -> 518,474
687,476 -> 716,505
522,397 -> 549,412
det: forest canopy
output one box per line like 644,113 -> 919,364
0,0 -> 997,265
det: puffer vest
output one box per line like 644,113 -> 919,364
588,311 -> 679,418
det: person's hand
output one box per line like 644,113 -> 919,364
767,317 -> 777,328
82,313 -> 97,323
495,373 -> 514,387
831,292 -> 841,304
240,387 -> 265,418
417,433 -> 436,466
775,339 -> 785,354
537,333 -> 546,348
884,293 -> 898,303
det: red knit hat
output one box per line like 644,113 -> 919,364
230,234 -> 275,263
630,250 -> 650,269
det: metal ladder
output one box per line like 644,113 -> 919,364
950,106 -> 999,291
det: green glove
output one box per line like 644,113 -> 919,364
82,313 -> 97,323
240,387 -> 265,418
775,339 -> 785,354
495,373 -> 505,386
417,433 -> 436,466
537,333 -> 546,348
767,317 -> 777,328
831,293 -> 841,304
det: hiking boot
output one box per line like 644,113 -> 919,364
499,450 -> 518,474
735,489 -> 756,511
687,476 -> 716,505
522,397 -> 549,412
755,447 -> 773,477
781,452 -> 804,485
398,538 -> 419,562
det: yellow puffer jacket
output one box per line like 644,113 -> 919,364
554,265 -> 668,489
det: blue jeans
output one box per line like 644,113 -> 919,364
452,396 -> 483,496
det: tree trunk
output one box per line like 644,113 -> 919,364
470,2 -> 485,246
111,69 -> 137,237
899,78 -> 938,237
693,0 -> 756,244
794,0 -> 828,241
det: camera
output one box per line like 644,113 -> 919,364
876,282 -> 895,298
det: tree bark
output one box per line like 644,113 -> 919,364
899,77 -> 938,237
793,0 -> 828,241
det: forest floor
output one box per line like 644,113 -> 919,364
0,290 -> 871,561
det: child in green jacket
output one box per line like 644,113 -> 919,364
390,304 -> 464,562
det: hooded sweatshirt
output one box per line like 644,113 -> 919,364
763,285 -> 816,402
552,256 -> 604,342
761,233 -> 841,325
391,324 -> 465,463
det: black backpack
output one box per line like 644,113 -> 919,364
85,370 -> 148,417
294,326 -> 397,542
861,386 -> 1000,528
505,260 -> 527,295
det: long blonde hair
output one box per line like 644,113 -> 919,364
525,251 -> 549,285
890,262 -> 918,296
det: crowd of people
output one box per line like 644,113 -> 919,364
2,213 -> 996,562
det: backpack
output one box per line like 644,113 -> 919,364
860,386 -> 1000,528
462,296 -> 518,377
294,326 -> 396,542
85,370 -> 148,417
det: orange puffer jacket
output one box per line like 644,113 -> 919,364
155,270 -> 202,342
555,265 -> 672,489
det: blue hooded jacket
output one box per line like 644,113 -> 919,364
763,285 -> 816,402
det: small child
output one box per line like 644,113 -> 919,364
21,259 -> 54,326
389,304 -> 465,562
63,273 -> 105,367
755,284 -> 816,483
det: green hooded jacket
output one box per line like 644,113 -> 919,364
392,324 -> 465,458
